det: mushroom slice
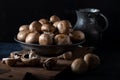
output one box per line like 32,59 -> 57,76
2,58 -> 17,66
10,51 -> 22,59
43,58 -> 57,70
28,50 -> 39,59
21,52 -> 30,63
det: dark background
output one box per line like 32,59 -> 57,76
0,0 -> 119,49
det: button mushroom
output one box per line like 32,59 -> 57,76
38,18 -> 49,25
17,30 -> 30,41
84,53 -> 100,70
57,51 -> 72,60
71,58 -> 88,73
54,34 -> 72,45
57,20 -> 72,34
41,24 -> 56,33
29,21 -> 42,32
50,15 -> 60,23
25,31 -> 40,44
19,25 -> 29,32
39,33 -> 53,45
70,30 -> 85,42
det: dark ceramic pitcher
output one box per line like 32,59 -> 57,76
73,8 -> 108,46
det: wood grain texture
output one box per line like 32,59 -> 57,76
0,60 -> 72,80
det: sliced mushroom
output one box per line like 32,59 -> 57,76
26,58 -> 40,66
53,21 -> 60,28
43,58 -> 57,70
28,50 -> 39,59
21,52 -> 30,63
10,51 -> 23,59
2,58 -> 17,66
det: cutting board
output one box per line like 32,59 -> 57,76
0,47 -> 93,80
0,60 -> 72,80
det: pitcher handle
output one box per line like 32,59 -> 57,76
99,13 -> 109,31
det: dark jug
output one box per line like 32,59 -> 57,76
73,8 -> 109,46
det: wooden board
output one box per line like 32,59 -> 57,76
0,60 -> 72,80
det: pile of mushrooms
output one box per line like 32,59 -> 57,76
17,15 -> 85,45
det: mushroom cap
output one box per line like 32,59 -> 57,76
84,53 -> 100,69
29,21 -> 42,32
54,34 -> 72,45
39,33 -> 53,45
71,58 -> 88,73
